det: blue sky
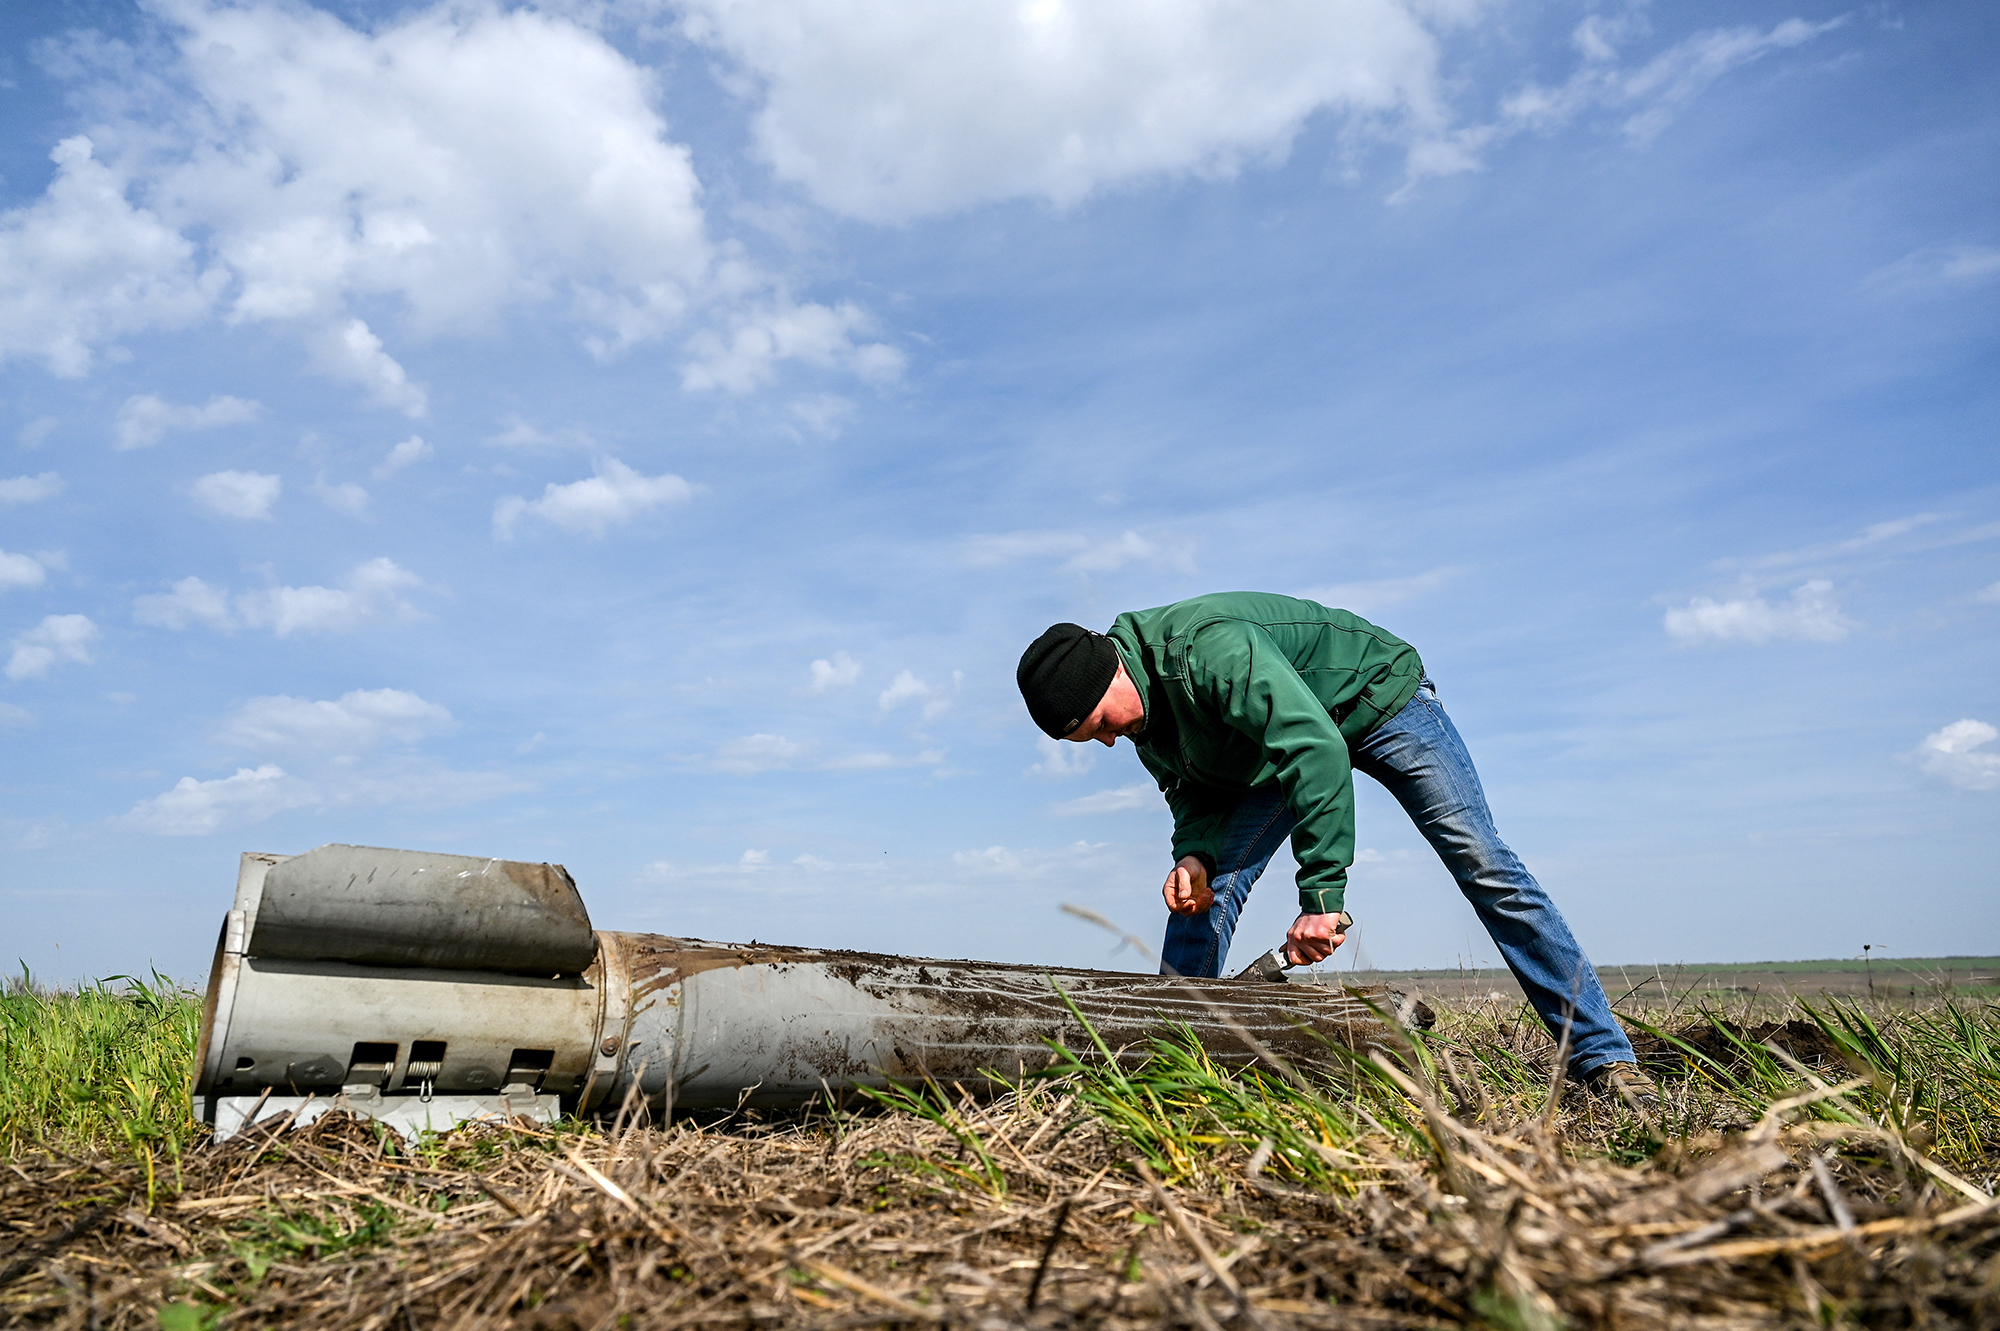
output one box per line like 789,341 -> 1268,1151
3,0 -> 1995,985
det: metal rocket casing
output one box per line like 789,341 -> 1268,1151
197,845 -> 1427,1138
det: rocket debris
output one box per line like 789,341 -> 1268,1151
196,844 -> 1430,1140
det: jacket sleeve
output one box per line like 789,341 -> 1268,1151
1135,745 -> 1230,875
1184,620 -> 1355,914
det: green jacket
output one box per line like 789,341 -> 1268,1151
1106,592 -> 1424,915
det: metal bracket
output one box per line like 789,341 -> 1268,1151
578,932 -> 632,1113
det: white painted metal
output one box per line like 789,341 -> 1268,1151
211,1085 -> 559,1143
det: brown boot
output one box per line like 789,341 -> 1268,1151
1581,1061 -> 1660,1114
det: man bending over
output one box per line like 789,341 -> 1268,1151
1016,591 -> 1654,1107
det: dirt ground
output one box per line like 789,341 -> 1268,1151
4,1004 -> 1997,1330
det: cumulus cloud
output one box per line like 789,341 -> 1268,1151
1050,781 -> 1156,816
125,684 -> 511,835
309,319 -> 427,417
673,1 -> 1835,218
878,669 -> 959,720
675,0 -> 1455,221
312,478 -> 370,517
2,2 -> 895,404
131,576 -> 235,631
373,436 -> 432,478
808,651 -> 861,692
113,393 -> 261,450
133,558 -> 424,635
483,418 -> 596,451
962,528 -> 1191,574
1914,720 -> 2000,792
123,764 -> 306,836
237,558 -> 424,635
709,733 -> 808,774
0,550 -> 48,593
682,298 -> 903,394
0,702 -> 33,728
0,473 -> 64,506
189,470 -> 282,521
16,417 -> 58,449
1980,581 -> 2000,605
220,687 -> 453,755
0,136 -> 221,376
6,613 -> 99,680
1028,736 -> 1096,780
1663,580 -> 1855,645
493,458 -> 695,539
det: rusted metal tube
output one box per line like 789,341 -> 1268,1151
196,845 -> 1428,1138
599,933 -> 1422,1111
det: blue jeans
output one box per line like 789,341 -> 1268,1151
1158,679 -> 1636,1075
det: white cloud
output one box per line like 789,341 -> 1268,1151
1299,567 -> 1457,617
309,319 -> 427,417
0,550 -> 47,593
124,682 -> 512,835
1725,513 -> 1950,572
493,458 -> 695,539
676,2 -> 1837,218
1663,580 -> 1855,645
1979,581 -> 2000,605
237,558 -> 423,635
136,559 -> 424,636
132,576 -> 235,631
0,136 -> 221,377
682,297 -> 904,394
113,393 -> 261,450
808,651 -> 861,692
373,436 -> 432,478
0,701 -> 33,728
189,469 -> 282,521
739,848 -> 770,866
313,478 -> 370,517
1028,736 -> 1096,781
123,764 -> 306,836
0,473 -> 64,506
709,733 -> 808,774
138,2 -> 708,338
962,528 -> 1191,574
1497,18 -> 1842,145
483,418 -> 596,451
675,0 -> 1457,222
220,688 -> 453,756
1050,781 -> 1156,816
1865,245 -> 2000,295
0,4 -> 921,405
1914,720 -> 2000,793
953,845 -> 1024,874
16,417 -> 58,449
878,668 -> 959,720
6,613 -> 99,680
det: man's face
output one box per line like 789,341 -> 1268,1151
1063,664 -> 1146,747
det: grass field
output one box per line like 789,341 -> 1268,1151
1333,956 -> 2000,1005
3,968 -> 1997,1329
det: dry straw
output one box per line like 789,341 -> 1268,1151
3,971 -> 1997,1328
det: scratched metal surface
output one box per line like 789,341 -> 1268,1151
608,933 -> 1430,1109
246,843 -> 596,974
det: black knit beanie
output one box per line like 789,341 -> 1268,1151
1017,623 -> 1120,739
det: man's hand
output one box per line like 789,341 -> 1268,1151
1284,911 -> 1350,965
1162,856 -> 1214,916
